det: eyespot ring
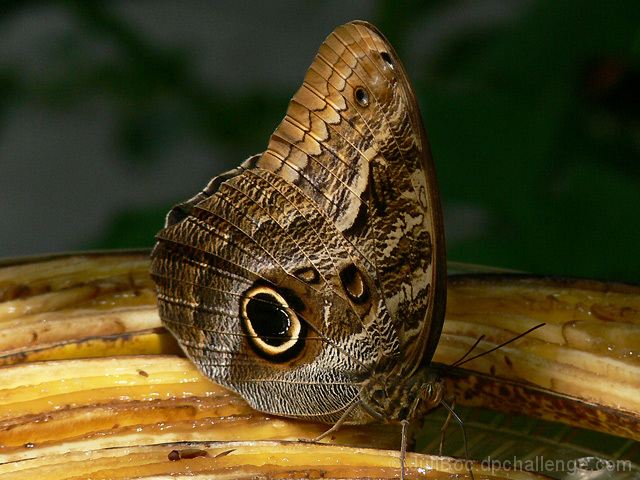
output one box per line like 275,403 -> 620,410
354,86 -> 369,107
240,285 -> 305,361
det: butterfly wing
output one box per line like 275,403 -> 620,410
151,21 -> 446,423
258,21 -> 446,374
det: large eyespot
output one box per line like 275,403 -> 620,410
354,86 -> 369,107
339,263 -> 370,304
240,285 -> 305,361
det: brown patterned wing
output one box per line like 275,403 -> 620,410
150,21 -> 446,424
257,21 -> 446,373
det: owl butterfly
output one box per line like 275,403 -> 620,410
151,20 -> 446,444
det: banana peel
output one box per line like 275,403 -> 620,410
0,355 -> 401,457
437,275 -> 640,441
1,251 -> 639,478
0,440 -> 553,480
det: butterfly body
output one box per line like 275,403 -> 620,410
151,21 -> 446,427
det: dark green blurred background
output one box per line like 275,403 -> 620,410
1,1 -> 639,283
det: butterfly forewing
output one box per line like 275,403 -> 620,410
258,21 -> 446,373
151,21 -> 446,425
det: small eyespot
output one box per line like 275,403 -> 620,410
380,51 -> 393,68
240,285 -> 305,361
339,263 -> 370,304
294,267 -> 320,284
354,86 -> 369,107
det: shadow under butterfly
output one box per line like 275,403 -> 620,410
150,20 -> 450,473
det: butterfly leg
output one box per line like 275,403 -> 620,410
438,397 -> 456,455
400,419 -> 409,480
440,398 -> 475,480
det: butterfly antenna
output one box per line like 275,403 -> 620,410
449,334 -> 486,367
440,399 -> 474,480
448,323 -> 545,372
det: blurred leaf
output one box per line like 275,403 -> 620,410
86,207 -> 168,250
421,0 -> 640,281
3,0 -> 640,283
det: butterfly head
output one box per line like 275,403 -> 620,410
359,365 -> 444,422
